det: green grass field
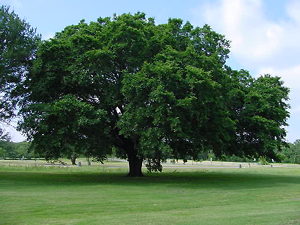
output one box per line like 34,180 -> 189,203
0,163 -> 300,225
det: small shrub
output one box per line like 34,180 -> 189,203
145,159 -> 162,173
258,156 -> 269,165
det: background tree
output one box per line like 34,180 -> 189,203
278,139 -> 300,163
0,140 -> 32,159
20,13 -> 289,176
226,71 -> 289,160
0,5 -> 40,139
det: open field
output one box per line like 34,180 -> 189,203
1,158 -> 300,168
0,162 -> 300,225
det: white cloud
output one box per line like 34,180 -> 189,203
1,121 -> 26,142
286,0 -> 300,23
259,65 -> 300,90
191,0 -> 300,142
192,0 -> 285,63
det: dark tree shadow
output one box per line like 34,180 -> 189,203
0,168 -> 299,190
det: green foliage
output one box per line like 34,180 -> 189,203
21,95 -> 111,161
219,154 -> 253,163
279,140 -> 300,164
258,156 -> 269,165
0,141 -> 14,158
0,147 -> 5,158
226,70 -> 289,160
145,158 -> 162,172
0,5 -> 40,139
18,13 -> 289,175
0,141 -> 32,159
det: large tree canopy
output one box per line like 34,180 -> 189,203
0,5 -> 40,140
19,13 -> 289,176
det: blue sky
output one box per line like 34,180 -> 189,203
2,0 -> 300,143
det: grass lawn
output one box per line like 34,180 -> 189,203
0,164 -> 299,225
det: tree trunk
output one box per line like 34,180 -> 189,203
70,155 -> 76,165
127,154 -> 143,177
87,157 -> 91,166
114,132 -> 143,177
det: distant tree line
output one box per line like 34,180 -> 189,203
1,139 -> 299,165
277,139 -> 300,164
0,141 -> 33,159
198,139 -> 300,164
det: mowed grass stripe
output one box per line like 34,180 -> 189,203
0,166 -> 299,225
